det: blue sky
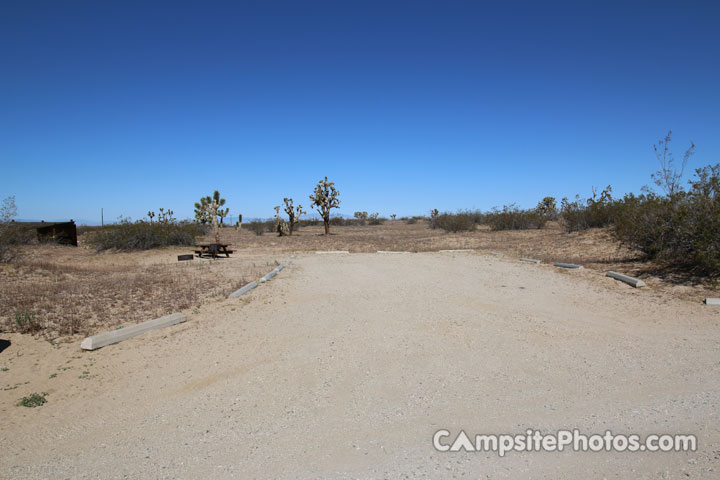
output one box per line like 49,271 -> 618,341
1,0 -> 718,223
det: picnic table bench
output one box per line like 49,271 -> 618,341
194,243 -> 234,258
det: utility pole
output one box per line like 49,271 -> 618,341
101,208 -> 104,227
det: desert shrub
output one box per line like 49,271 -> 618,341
329,216 -> 346,226
468,210 -> 487,225
353,211 -> 368,225
433,212 -> 475,233
85,218 -> 204,251
246,220 -> 269,236
300,218 -> 321,227
406,217 -> 417,224
77,225 -> 101,235
367,213 -> 384,225
14,308 -> 41,334
1,224 -> 37,245
1,196 -> 22,262
561,186 -> 616,232
17,392 -> 47,408
485,205 -> 547,231
614,164 -> 720,274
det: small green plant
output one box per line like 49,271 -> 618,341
1,367 -> 8,372
49,373 -> 57,379
14,308 -> 41,334
17,392 -> 47,408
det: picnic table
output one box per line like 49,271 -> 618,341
194,243 -> 234,258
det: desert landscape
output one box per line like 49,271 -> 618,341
3,1 -> 719,478
2,222 -> 720,478
1,236 -> 720,478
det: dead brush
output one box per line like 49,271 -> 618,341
0,254 -> 268,339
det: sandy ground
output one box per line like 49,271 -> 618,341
1,252 -> 719,478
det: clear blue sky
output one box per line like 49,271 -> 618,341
1,0 -> 718,223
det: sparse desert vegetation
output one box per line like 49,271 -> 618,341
0,245 -> 274,338
1,134 -> 719,344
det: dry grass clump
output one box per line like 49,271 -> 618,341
0,245 -> 270,339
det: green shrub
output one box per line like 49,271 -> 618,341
329,216 -> 346,226
85,218 -> 204,251
614,164 -> 720,274
561,186 -> 616,232
247,220 -> 271,236
17,392 -> 47,408
14,308 -> 41,334
299,218 -> 321,227
367,213 -> 383,225
433,212 -> 476,233
485,205 -> 547,231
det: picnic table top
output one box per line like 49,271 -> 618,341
195,243 -> 231,248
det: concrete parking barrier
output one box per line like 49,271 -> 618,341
607,271 -> 646,288
228,281 -> 258,298
260,270 -> 278,283
81,313 -> 186,351
554,262 -> 583,269
520,258 -> 541,264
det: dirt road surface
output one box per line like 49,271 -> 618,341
2,252 -> 719,478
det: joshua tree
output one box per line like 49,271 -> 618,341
390,213 -> 397,221
194,197 -> 211,224
282,197 -> 305,235
274,206 -> 290,236
429,209 -> 439,229
309,177 -> 340,235
235,213 -> 243,231
147,211 -> 155,223
196,190 -> 226,243
353,211 -> 368,225
218,207 -> 230,225
158,208 -> 175,224
535,197 -> 557,218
